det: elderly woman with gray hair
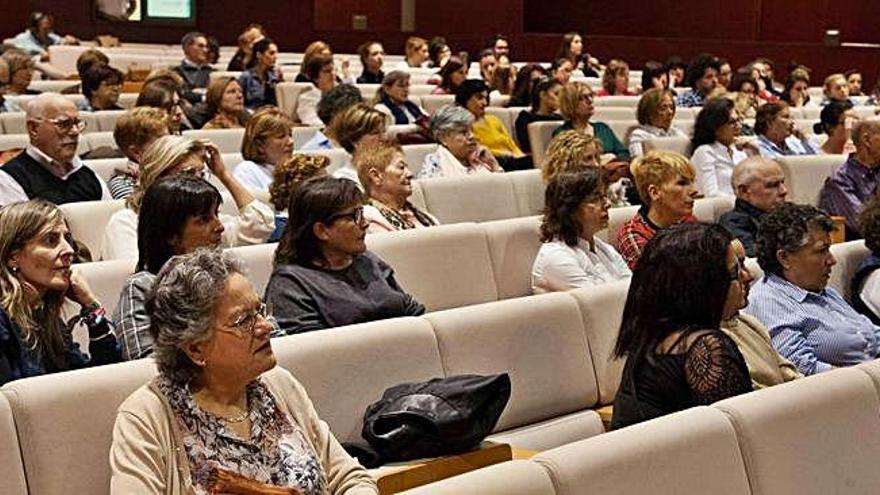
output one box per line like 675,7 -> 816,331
418,105 -> 503,178
110,248 -> 378,494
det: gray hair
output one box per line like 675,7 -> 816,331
730,156 -> 781,191
181,31 -> 206,50
147,248 -> 244,378
755,202 -> 835,277
25,92 -> 76,120
852,118 -> 880,148
430,104 -> 474,140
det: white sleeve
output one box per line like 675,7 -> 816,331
0,170 -> 29,206
296,91 -> 322,127
101,209 -> 139,261
220,199 -> 275,247
533,244 -> 602,291
627,129 -> 646,158
691,145 -> 721,198
98,175 -> 113,201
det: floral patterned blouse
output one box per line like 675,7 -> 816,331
157,373 -> 327,494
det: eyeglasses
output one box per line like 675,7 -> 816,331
729,257 -> 745,281
33,117 -> 86,133
327,206 -> 365,225
725,117 -> 743,127
220,302 -> 274,338
579,93 -> 594,102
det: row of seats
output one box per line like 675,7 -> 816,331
403,360 -> 880,494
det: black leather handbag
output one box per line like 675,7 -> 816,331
358,373 -> 511,465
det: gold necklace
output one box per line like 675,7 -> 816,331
218,409 -> 249,424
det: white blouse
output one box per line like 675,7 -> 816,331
691,142 -> 748,197
233,160 -> 274,192
531,237 -> 631,293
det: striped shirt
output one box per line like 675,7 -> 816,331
744,273 -> 880,376
756,135 -> 820,159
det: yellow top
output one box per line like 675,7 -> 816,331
472,114 -> 523,157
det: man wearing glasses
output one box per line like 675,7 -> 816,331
0,92 -> 111,205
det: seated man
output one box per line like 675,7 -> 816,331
745,202 -> 880,376
12,12 -> 77,60
0,93 -> 111,205
300,84 -> 363,151
820,118 -> 880,239
676,53 -> 720,108
719,156 -> 788,256
109,107 -> 171,199
755,102 -> 819,158
171,31 -> 215,104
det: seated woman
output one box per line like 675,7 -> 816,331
814,100 -> 857,155
458,79 -> 533,171
101,135 -> 274,260
355,138 -> 438,233
268,154 -> 331,241
745,203 -> 880,375
508,63 -> 547,107
728,70 -> 760,125
852,196 -> 880,324
553,82 -> 631,162
265,177 -> 425,334
617,151 -> 698,269
690,97 -> 750,197
109,107 -> 170,200
628,88 -> 687,158
419,105 -> 503,178
1,50 -> 37,111
239,38 -> 283,111
556,31 -> 601,77
295,41 -> 337,83
136,78 -> 188,133
373,71 -> 429,127
596,59 -> 636,96
612,222 -> 753,429
113,175 -> 227,360
514,77 -> 563,153
227,23 -> 264,71
329,103 -> 387,185
0,200 -> 119,385
532,169 -> 630,292
110,249 -> 377,493
542,130 -> 630,206
428,37 -> 451,69
79,63 -> 124,111
396,36 -> 429,69
781,69 -> 811,108
431,57 -> 467,95
234,107 -> 294,191
821,73 -> 854,107
754,102 -> 819,158
550,58 -> 574,85
640,61 -> 669,93
203,77 -> 249,129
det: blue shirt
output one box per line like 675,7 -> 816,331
756,135 -> 819,159
238,69 -> 281,110
819,153 -> 880,237
300,130 -> 333,151
744,273 -> 880,375
12,30 -> 61,57
676,89 -> 706,108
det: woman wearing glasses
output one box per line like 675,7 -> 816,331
110,248 -> 378,494
101,135 -> 274,261
265,176 -> 424,334
690,98 -> 751,197
553,81 -> 631,162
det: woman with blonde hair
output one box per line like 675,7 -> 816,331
554,82 -> 631,161
597,59 -> 635,96
101,135 -> 274,260
542,130 -> 630,205
397,37 -> 429,69
0,200 -> 119,384
295,40 -> 352,84
202,77 -> 249,129
329,103 -> 387,185
234,107 -> 294,191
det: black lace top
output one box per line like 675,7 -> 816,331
611,329 -> 752,430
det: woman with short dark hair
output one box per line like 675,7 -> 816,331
431,57 -> 467,95
640,61 -> 669,93
79,63 -> 124,111
597,59 -> 635,96
514,77 -> 562,152
532,170 -> 630,292
691,97 -> 749,197
612,222 -> 753,429
781,69 -> 811,107
814,100 -> 857,155
265,177 -> 425,334
373,70 -> 429,126
509,63 -> 547,107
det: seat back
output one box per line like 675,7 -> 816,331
828,240 -> 870,303
274,82 -> 313,118
183,128 -> 245,154
528,120 -> 563,166
0,113 -> 26,134
603,204 -> 639,247
594,107 -> 637,121
94,110 -> 127,132
593,96 -> 640,107
77,258 -> 137,314
604,119 -> 638,143
401,143 -> 438,179
509,168 -> 545,217
60,199 -> 126,257
366,223 -> 499,311
83,158 -> 128,183
400,460 -> 555,495
534,407 -> 750,495
420,94 -> 455,114
0,134 -> 28,152
643,136 -> 691,157
483,215 -> 542,299
485,107 -> 516,137
292,126 -> 320,149
228,243 -> 277,296
776,154 -> 846,206
0,394 -> 27,495
418,173 -> 519,224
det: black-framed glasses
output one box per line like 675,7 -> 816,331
220,302 -> 274,338
327,206 -> 365,225
34,117 -> 86,133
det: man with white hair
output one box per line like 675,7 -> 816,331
0,93 -> 110,205
719,156 -> 788,256
820,118 -> 880,239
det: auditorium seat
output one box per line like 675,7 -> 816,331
642,135 -> 691,157
0,394 -> 27,495
418,173 -> 519,223
527,120 -> 564,165
274,82 -> 314,119
26,80 -> 80,94
399,460 -> 555,495
486,107 -> 518,137
400,143 -> 438,178
482,215 -> 542,299
605,120 -> 637,143
299,148 -> 351,175
81,131 -> 119,155
0,113 -> 26,134
228,242 -> 276,296
425,292 -> 604,450
776,154 -> 845,206
60,199 -> 126,255
182,128 -> 246,153
715,367 -> 880,494
94,110 -> 127,132
0,134 -> 28,152
533,406 -> 751,495
827,240 -> 870,302
420,94 -> 455,114
593,96 -> 640,108
594,107 -> 637,120
509,169 -> 546,217
292,126 -> 320,149
77,258 -> 137,312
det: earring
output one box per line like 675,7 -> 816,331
9,266 -> 18,273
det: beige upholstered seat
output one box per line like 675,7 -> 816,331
604,119 -> 637,143
594,107 -> 637,121
1,359 -> 156,495
292,126 -> 320,148
603,204 -> 638,247
299,148 -> 352,176
0,134 -> 28,152
776,154 -> 846,206
0,113 -> 26,134
274,82 -> 314,119
642,135 -> 691,157
228,242 -> 277,296
182,128 -> 246,154
401,143 -> 439,179
0,394 -> 27,495
715,367 -> 880,494
399,460 -> 555,495
419,94 -> 455,115
828,239 -> 870,303
60,199 -> 126,257
81,131 -> 119,155
485,107 -> 517,137
367,223 -> 499,311
93,110 -> 127,133
76,258 -> 137,313
418,173 -> 519,224
82,157 -> 127,184
527,120 -> 564,166
482,215 -> 542,299
425,293 -> 603,450
593,96 -> 640,107
534,406 -> 751,495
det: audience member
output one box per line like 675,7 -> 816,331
665,56 -> 687,88
597,59 -> 635,96
110,248 -> 377,493
458,79 -> 532,171
79,64 -> 124,111
550,58 -> 574,85
428,37 -> 451,69
628,88 -> 687,157
728,70 -> 760,121
554,81 -> 631,161
845,69 -> 864,97
514,77 -> 562,153
745,203 -> 880,375
0,200 -> 119,385
227,24 -> 265,71
110,107 -> 171,199
113,175 -> 227,360
136,78 -> 188,132
2,50 -> 38,106
172,32 -> 214,104
509,63 -> 547,107
419,105 -> 502,178
0,93 -> 111,206
617,151 -> 698,268
541,130 -> 601,181
302,84 -> 363,150
266,176 -> 425,333
691,97 -> 749,197
717,59 -> 733,89
490,34 -> 510,60
75,48 -> 109,80
532,169 -> 630,292
355,138 -> 437,233
640,61 -> 669,93
822,73 -> 853,106
205,36 -> 220,65
556,32 -> 600,77
296,41 -> 333,82
0,58 -> 8,113
781,69 -> 811,107
719,156 -> 788,256
12,12 -> 78,60
851,195 -> 880,324
490,62 -> 516,98
814,100 -> 857,155
677,53 -> 720,107
328,103 -> 386,184
102,135 -> 274,260
820,118 -> 880,238
612,222 -> 752,429
356,41 -> 385,84
239,38 -> 283,111
478,50 -> 498,87
755,102 -> 819,158
202,77 -> 248,129
398,37 -> 429,69
431,57 -> 467,95
373,70 -> 428,126
235,108 -> 294,191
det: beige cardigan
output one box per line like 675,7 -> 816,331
721,313 -> 803,390
109,367 -> 378,494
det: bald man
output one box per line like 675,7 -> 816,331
820,118 -> 880,239
0,92 -> 110,205
719,156 -> 788,256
